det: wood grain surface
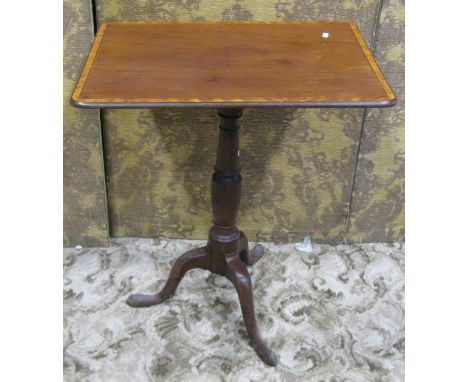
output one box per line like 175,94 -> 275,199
71,21 -> 395,108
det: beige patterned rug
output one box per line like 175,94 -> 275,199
63,239 -> 404,381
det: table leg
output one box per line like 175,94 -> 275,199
126,246 -> 210,307
126,108 -> 277,366
240,230 -> 265,266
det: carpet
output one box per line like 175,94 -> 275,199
64,239 -> 404,381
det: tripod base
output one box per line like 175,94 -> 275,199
126,232 -> 277,367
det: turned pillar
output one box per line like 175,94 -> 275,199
209,109 -> 243,254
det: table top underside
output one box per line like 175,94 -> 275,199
71,21 -> 396,109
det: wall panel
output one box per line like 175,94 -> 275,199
64,0 -> 109,246
346,0 -> 405,242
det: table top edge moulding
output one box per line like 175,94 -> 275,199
70,21 -> 396,109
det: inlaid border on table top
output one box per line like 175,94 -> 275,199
71,21 -> 396,109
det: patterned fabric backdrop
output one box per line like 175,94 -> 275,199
347,0 -> 404,242
63,0 -> 404,247
64,0 -> 109,246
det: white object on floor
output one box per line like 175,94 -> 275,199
295,236 -> 314,252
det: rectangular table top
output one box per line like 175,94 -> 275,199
71,21 -> 395,109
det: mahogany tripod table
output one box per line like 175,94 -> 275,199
71,21 -> 395,366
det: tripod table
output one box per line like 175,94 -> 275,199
71,21 -> 396,366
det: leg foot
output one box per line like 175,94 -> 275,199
126,246 -> 210,308
239,231 -> 264,266
225,254 -> 278,366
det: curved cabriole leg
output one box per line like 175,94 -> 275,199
126,246 -> 210,308
239,231 -> 265,266
225,254 -> 278,366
